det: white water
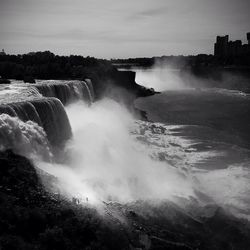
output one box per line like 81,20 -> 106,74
135,68 -> 186,91
37,100 -> 197,204
0,80 -> 93,104
0,113 -> 52,160
1,79 -> 250,219
34,99 -> 250,219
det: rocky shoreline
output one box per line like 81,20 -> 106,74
1,150 -> 250,250
1,67 -> 250,249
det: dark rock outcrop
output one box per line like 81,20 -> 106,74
90,69 -> 156,107
23,76 -> 36,83
0,78 -> 10,84
0,150 -> 131,250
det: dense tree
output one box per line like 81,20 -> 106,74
0,51 -> 114,81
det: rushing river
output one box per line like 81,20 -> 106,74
1,74 -> 250,222
132,67 -> 250,220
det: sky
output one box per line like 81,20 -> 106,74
0,0 -> 250,58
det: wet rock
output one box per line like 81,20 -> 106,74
23,76 -> 36,83
0,78 -> 10,84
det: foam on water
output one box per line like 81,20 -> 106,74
0,84 -> 42,104
37,100 -> 197,204
0,98 -> 72,147
0,79 -> 95,148
1,80 -> 249,219
0,79 -> 94,105
0,113 -> 52,160
35,100 -> 250,219
196,164 -> 250,220
131,121 -> 222,170
33,80 -> 93,105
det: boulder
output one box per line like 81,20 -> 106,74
23,76 -> 36,83
0,78 -> 10,84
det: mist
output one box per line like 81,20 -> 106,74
0,96 -> 249,218
37,99 -> 196,205
134,59 -> 250,94
31,99 -> 249,220
135,67 -> 186,92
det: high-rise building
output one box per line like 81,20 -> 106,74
247,33 -> 250,45
228,40 -> 242,56
214,33 -> 250,57
214,35 -> 229,57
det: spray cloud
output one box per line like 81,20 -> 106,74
35,99 -> 250,219
37,100 -> 196,205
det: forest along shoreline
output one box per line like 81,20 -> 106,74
1,52 -> 250,250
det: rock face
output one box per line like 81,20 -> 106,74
0,150 -> 136,250
0,150 -> 41,191
113,71 -> 136,88
0,79 -> 10,84
1,150 -> 250,250
112,70 -> 156,97
103,201 -> 250,250
91,69 -> 156,111
23,76 -> 36,83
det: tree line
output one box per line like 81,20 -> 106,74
0,51 -> 115,80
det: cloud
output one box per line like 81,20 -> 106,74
137,6 -> 169,17
0,0 -> 249,57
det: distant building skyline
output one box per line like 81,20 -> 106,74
214,33 -> 250,58
2,32 -> 250,59
1,0 -> 250,58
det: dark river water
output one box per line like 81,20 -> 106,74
132,68 -> 250,220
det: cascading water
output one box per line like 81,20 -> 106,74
37,100 -> 196,204
32,80 -> 94,105
0,98 -> 72,148
1,76 -> 250,222
0,79 -> 95,149
0,113 -> 52,160
29,98 -> 72,147
0,79 -> 94,104
0,101 -> 42,126
84,79 -> 95,102
34,99 -> 250,220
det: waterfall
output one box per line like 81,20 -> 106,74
0,97 -> 72,148
0,101 -> 43,126
0,79 -> 95,155
34,84 -> 72,105
84,79 -> 95,102
0,113 -> 52,160
32,80 -> 94,105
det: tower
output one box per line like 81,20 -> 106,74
247,33 -> 250,45
214,35 -> 229,57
